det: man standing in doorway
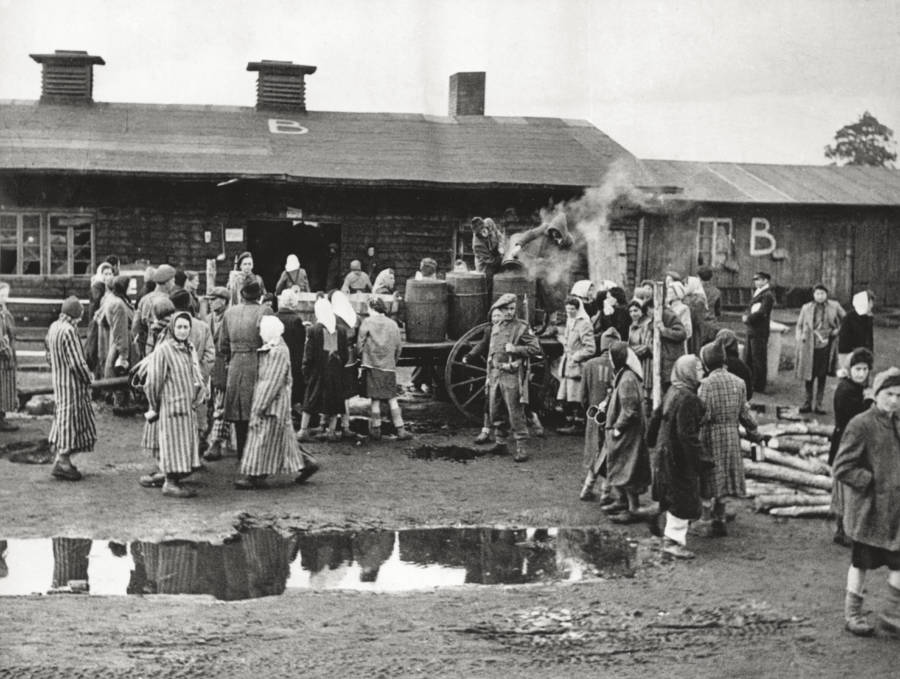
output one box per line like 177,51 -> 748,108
742,271 -> 775,394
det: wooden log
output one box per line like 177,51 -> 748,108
745,479 -> 830,498
743,460 -> 832,491
806,422 -> 835,438
762,448 -> 831,477
799,442 -> 832,458
768,505 -> 833,518
767,436 -> 830,453
754,494 -> 833,512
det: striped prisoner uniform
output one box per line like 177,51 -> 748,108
206,309 -> 232,447
241,341 -> 309,477
0,305 -> 18,412
144,338 -> 202,474
46,316 -> 96,454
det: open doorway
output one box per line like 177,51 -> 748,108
246,220 -> 341,293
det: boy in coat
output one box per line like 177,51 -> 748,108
742,271 -> 775,393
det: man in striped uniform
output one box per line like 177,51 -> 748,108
45,296 -> 96,481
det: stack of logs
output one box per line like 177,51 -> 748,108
739,422 -> 834,518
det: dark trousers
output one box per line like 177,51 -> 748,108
233,420 -> 249,460
804,346 -> 830,407
744,335 -> 768,393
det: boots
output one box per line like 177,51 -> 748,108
878,584 -> 900,636
513,441 -> 529,463
844,591 -> 875,636
369,418 -> 382,441
579,472 -> 597,501
529,412 -> 545,438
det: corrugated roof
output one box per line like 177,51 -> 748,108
637,159 -> 900,206
0,100 -> 634,188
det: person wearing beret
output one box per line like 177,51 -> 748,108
133,264 -> 178,361
227,252 -> 267,307
462,293 -> 541,463
742,272 -> 776,393
833,367 -> 900,637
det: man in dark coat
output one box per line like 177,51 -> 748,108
218,280 -> 271,460
742,271 -> 775,393
276,288 -> 308,412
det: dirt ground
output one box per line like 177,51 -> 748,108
2,319 -> 900,677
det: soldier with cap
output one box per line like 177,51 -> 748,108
742,271 -> 776,393
218,278 -> 272,460
133,264 -> 177,360
463,293 -> 541,462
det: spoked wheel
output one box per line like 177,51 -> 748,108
444,322 -> 559,423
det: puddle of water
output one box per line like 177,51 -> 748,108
0,527 -> 636,600
409,445 -> 508,463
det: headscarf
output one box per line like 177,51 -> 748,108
373,268 -> 395,294
285,254 -> 300,273
92,262 -> 113,286
670,354 -> 702,393
278,287 -> 299,312
259,315 -> 285,351
849,347 -> 874,369
598,327 -> 621,354
111,275 -> 133,309
667,280 -> 686,302
168,311 -> 193,346
700,340 -> 726,372
683,276 -> 708,305
715,328 -> 740,357
570,279 -> 595,300
314,297 -> 336,334
330,290 -> 357,328
565,297 -> 591,331
852,290 -> 873,316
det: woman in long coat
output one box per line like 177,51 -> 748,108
297,298 -> 348,442
795,284 -> 845,413
828,347 -> 873,547
227,252 -> 267,307
142,311 -> 206,498
275,288 -> 307,410
647,354 -> 710,559
578,327 -> 619,501
0,282 -> 19,431
683,276 -> 709,355
626,299 -> 653,411
102,275 -> 135,409
837,290 -> 874,374
555,296 -> 596,435
698,340 -> 763,536
45,296 -> 96,481
274,254 -> 310,296
599,340 -> 650,522
236,315 -> 318,489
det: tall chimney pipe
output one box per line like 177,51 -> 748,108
29,50 -> 105,104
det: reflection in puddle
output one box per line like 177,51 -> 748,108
0,527 -> 636,600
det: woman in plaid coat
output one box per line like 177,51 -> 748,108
698,340 -> 763,536
45,296 -> 96,481
236,316 -> 318,489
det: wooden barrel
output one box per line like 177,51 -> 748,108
445,272 -> 488,339
404,279 -> 448,342
296,292 -> 318,324
492,270 -> 537,323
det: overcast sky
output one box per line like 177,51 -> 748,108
1,0 -> 897,165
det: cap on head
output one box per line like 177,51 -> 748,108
152,264 -> 176,284
60,296 -> 83,319
753,271 -> 771,281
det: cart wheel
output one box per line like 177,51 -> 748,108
444,322 -> 559,423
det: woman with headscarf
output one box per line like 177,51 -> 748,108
598,340 -> 651,522
0,282 -> 18,432
141,311 -> 207,498
330,290 -> 360,439
683,276 -> 709,355
275,288 -> 307,412
646,354 -> 711,559
88,262 -> 115,320
90,262 -> 116,380
297,297 -> 348,442
829,347 -> 874,548
714,328 -> 753,400
372,268 -> 396,295
555,296 -> 596,435
145,297 -> 176,356
274,254 -> 310,296
227,252 -> 266,307
837,290 -> 874,374
102,275 -> 135,411
236,316 -> 319,489
357,296 -> 412,440
626,298 -> 653,411
579,327 -> 620,501
45,296 -> 95,481
698,340 -> 763,537
666,278 -> 693,350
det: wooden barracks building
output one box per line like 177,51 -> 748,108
1,49 -> 900,314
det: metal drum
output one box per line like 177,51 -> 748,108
445,271 -> 488,339
403,279 -> 448,342
491,270 -> 537,323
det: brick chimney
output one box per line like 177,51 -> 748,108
449,72 -> 485,117
29,50 -> 105,104
246,60 -> 317,112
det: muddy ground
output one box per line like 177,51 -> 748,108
2,319 -> 900,677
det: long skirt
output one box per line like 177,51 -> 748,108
303,355 -> 345,415
365,368 -> 397,400
0,355 -> 16,412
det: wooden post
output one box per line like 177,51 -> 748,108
651,280 -> 663,410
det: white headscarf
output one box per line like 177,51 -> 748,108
278,287 -> 299,311
683,276 -> 708,304
314,297 -> 336,334
330,290 -> 357,328
566,298 -> 591,331
259,315 -> 285,350
852,290 -> 873,316
570,279 -> 595,299
285,254 -> 301,273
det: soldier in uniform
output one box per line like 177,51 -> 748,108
742,271 -> 776,393
463,294 -> 541,462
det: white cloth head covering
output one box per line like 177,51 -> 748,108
566,297 -> 591,331
330,290 -> 357,328
259,315 -> 285,349
683,276 -> 707,303
314,297 -> 336,334
285,254 -> 300,273
570,279 -> 595,299
278,287 -> 299,311
668,280 -> 686,301
852,290 -> 872,316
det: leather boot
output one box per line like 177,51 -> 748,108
878,584 -> 900,636
369,418 -> 382,441
513,441 -> 529,463
844,591 -> 875,636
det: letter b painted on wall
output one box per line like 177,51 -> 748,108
750,218 -> 776,256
